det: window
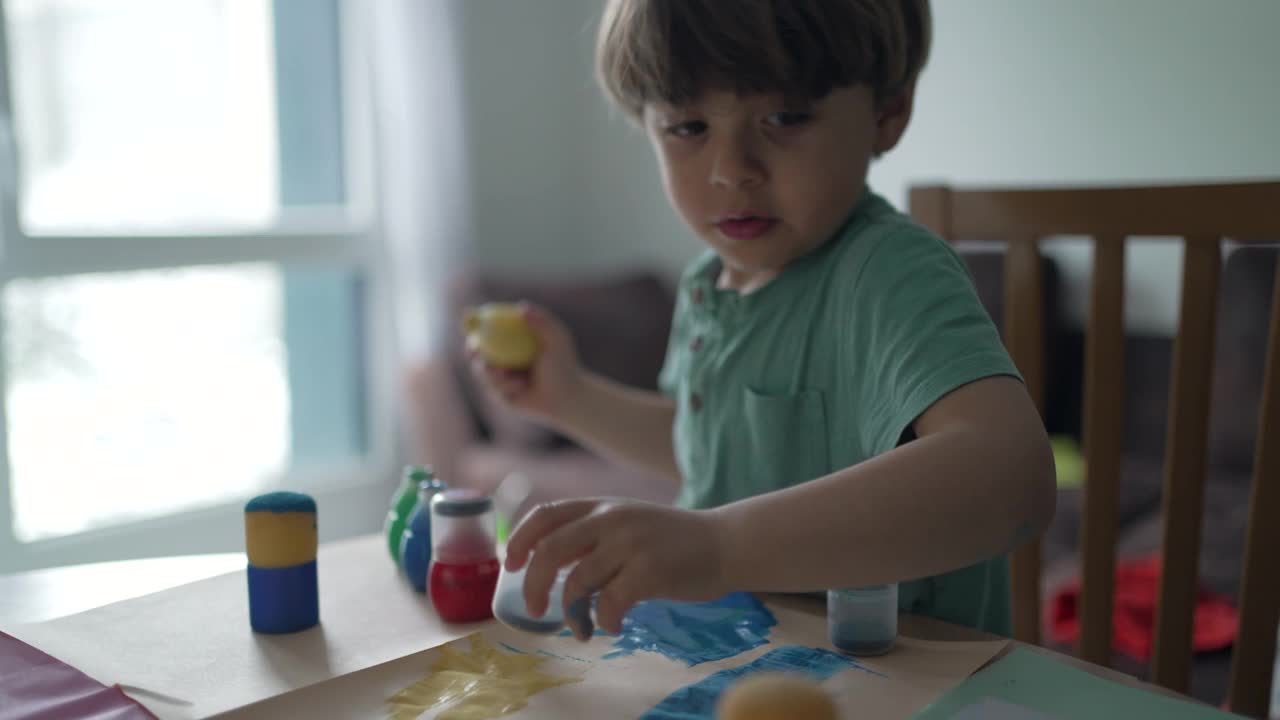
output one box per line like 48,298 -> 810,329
0,0 -> 393,569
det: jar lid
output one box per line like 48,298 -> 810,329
431,489 -> 493,517
404,465 -> 434,482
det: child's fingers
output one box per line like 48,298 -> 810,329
520,303 -> 571,351
522,517 -> 605,617
595,569 -> 645,635
565,596 -> 595,642
470,360 -> 529,400
505,500 -> 596,570
561,549 -> 621,637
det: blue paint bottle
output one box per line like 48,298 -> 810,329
828,584 -> 897,656
398,474 -> 447,592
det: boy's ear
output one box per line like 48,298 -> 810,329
872,81 -> 916,155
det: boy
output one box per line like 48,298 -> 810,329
473,0 -> 1055,641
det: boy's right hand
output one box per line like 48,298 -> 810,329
466,303 -> 585,425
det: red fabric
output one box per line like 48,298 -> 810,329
0,632 -> 156,720
1048,555 -> 1239,661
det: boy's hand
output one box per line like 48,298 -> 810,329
467,303 -> 585,424
505,499 -> 730,640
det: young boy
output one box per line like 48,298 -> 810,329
473,0 -> 1056,641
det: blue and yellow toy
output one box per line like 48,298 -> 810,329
245,491 -> 319,634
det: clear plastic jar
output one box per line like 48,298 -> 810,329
828,584 -> 898,656
428,490 -> 499,623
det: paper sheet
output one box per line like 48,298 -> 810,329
912,647 -> 1241,720
2,536 -> 477,719
6,535 -> 1006,719
216,601 -> 1006,719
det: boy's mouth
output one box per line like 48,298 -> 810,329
715,215 -> 778,241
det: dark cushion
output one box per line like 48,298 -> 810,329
1208,245 -> 1277,471
443,270 -> 676,451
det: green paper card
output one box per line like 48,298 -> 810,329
912,647 -> 1241,720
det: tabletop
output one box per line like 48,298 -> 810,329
0,539 -> 1195,710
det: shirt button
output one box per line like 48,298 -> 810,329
689,336 -> 703,352
690,392 -> 704,412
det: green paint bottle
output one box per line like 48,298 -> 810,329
386,465 -> 433,564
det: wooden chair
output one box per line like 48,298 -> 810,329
909,181 -> 1280,717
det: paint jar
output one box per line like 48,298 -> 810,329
827,584 -> 897,656
428,489 -> 500,623
398,472 -> 448,592
493,560 -> 593,636
385,465 -> 435,564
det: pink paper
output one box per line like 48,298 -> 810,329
0,631 -> 155,720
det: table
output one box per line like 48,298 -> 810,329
0,539 -> 1195,712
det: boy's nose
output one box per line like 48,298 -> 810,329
708,138 -> 766,189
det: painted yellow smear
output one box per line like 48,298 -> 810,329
387,634 -> 582,720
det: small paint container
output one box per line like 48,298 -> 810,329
428,490 -> 500,623
827,584 -> 897,656
245,491 -> 319,634
492,560 -> 592,636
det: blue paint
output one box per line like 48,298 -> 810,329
603,593 -> 777,666
244,491 -> 316,513
641,646 -> 881,719
247,560 -> 319,634
499,642 -> 527,655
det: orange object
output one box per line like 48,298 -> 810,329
717,673 -> 838,720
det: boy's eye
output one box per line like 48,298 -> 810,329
764,111 -> 813,128
665,120 -> 707,138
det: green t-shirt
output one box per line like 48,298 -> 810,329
658,188 -> 1021,635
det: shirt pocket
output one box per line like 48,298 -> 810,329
737,387 -> 832,495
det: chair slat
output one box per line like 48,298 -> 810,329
1078,237 -> 1127,667
1004,236 -> 1046,645
907,186 -> 952,237
936,182 -> 1280,239
1153,237 -> 1222,693
1226,256 -> 1280,717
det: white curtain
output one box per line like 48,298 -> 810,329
364,0 -> 472,364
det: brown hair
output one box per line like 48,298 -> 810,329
597,0 -> 931,119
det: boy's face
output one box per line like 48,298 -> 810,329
644,85 -> 911,292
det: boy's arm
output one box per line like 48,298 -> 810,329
472,304 -> 682,492
714,375 -> 1056,592
556,371 -> 682,490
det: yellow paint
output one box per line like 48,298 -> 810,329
244,511 -> 317,568
387,634 -> 581,720
463,304 -> 540,369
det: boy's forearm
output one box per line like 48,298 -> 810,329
556,372 -> 681,489
713,423 -> 1056,593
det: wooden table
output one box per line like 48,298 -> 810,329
0,542 -> 1196,710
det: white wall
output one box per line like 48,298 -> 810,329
451,1 -> 1280,331
452,0 -> 696,279
871,0 -> 1280,334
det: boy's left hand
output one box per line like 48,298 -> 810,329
505,499 -> 730,640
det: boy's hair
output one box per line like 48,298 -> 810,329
597,0 -> 931,119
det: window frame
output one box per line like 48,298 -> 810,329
0,0 -> 397,572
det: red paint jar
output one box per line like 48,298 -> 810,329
428,490 -> 499,623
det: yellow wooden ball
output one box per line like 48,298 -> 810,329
717,673 -> 839,720
463,303 -> 540,369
